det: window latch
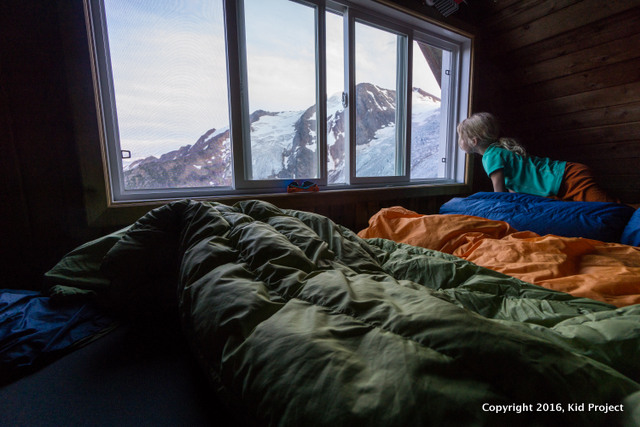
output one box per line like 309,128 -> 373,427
342,92 -> 348,108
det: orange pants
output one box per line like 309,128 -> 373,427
556,162 -> 619,203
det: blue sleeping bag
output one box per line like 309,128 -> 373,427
621,208 -> 640,247
0,289 -> 115,384
439,192 -> 636,243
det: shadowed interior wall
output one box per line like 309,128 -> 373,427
468,0 -> 640,203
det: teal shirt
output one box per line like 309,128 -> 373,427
482,144 -> 566,197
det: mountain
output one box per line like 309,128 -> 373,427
124,127 -> 232,189
410,87 -> 443,178
123,83 -> 441,189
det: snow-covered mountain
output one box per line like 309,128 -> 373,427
410,87 -> 442,179
124,126 -> 232,189
123,83 -> 441,189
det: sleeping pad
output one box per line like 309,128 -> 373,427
44,199 -> 640,426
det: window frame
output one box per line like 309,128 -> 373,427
234,0 -> 329,190
413,31 -> 460,180
347,12 -> 411,185
85,0 -> 472,203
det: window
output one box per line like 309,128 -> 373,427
411,39 -> 450,180
243,0 -> 318,181
353,21 -> 405,179
86,0 -> 471,202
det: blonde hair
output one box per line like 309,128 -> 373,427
457,112 -> 527,156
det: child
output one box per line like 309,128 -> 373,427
457,112 -> 619,203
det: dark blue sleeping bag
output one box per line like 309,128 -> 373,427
0,289 -> 114,384
439,192 -> 636,243
621,208 -> 640,247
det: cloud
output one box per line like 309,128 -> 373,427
108,22 -> 229,151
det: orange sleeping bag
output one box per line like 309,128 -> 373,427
358,206 -> 640,307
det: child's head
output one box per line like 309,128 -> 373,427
457,112 -> 500,151
457,112 -> 526,156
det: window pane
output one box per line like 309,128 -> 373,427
326,11 -> 345,184
244,0 -> 317,181
411,40 -> 446,180
354,22 -> 402,178
104,0 -> 231,190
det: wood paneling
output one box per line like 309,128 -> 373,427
0,48 -> 34,286
471,1 -> 640,204
0,1 -> 89,288
487,0 -> 637,55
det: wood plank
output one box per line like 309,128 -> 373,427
543,140 -> 640,161
598,174 -> 640,184
566,157 -> 640,173
488,0 -> 638,55
584,164 -> 639,200
491,8 -> 640,65
511,58 -> 640,103
3,0 -> 94,281
0,73 -> 36,289
608,190 -> 640,205
481,0 -> 581,33
518,102 -> 640,136
594,184 -> 639,205
607,189 -> 639,200
514,33 -> 640,86
543,143 -> 640,176
328,203 -> 346,229
541,121 -> 640,146
517,82 -> 640,119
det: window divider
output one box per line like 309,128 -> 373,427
224,0 -> 246,189
344,8 -> 355,186
396,32 -> 411,179
315,1 -> 328,185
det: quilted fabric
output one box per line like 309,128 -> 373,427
43,200 -> 640,426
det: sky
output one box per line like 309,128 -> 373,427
103,0 -> 441,160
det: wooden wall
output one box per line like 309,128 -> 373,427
1,1 -> 89,288
469,0 -> 640,203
